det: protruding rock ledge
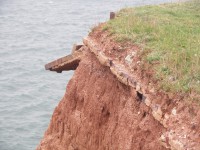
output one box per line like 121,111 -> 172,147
45,45 -> 83,73
44,36 -> 200,150
44,37 -> 174,132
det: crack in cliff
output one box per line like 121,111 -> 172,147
40,33 -> 200,150
82,37 -> 199,150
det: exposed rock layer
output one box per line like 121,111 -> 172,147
37,50 -> 167,150
38,26 -> 200,150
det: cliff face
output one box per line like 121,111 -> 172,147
38,26 -> 200,150
37,50 -> 166,150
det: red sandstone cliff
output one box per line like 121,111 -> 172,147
37,26 -> 200,150
37,50 -> 166,150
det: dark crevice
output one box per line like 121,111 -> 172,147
143,112 -> 147,118
137,91 -> 143,102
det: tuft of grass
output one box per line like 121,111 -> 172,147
146,51 -> 161,64
103,0 -> 200,95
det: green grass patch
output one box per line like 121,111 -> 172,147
103,0 -> 200,95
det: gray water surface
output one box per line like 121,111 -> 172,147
0,0 -> 177,149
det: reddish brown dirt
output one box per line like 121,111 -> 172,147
88,24 -> 200,150
38,24 -> 200,150
37,50 -> 167,150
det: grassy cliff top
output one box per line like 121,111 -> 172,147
103,0 -> 200,97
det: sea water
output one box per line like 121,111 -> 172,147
0,0 -> 176,149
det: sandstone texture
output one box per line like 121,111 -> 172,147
38,25 -> 200,150
38,50 -> 166,150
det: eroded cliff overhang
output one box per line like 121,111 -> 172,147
44,35 -> 200,150
45,44 -> 84,73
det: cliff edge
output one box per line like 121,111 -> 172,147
37,48 -> 166,149
38,2 -> 200,149
37,27 -> 200,149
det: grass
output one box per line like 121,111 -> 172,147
103,0 -> 200,95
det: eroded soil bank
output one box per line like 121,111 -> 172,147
37,26 -> 200,150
